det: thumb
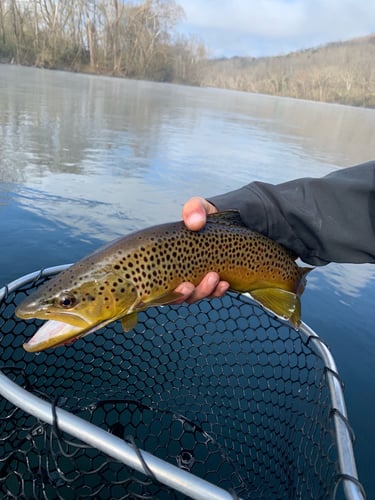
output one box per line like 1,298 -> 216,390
182,197 -> 217,231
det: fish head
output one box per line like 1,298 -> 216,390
16,266 -> 139,351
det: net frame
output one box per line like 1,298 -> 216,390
0,265 -> 366,499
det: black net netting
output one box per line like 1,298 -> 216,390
0,268 -> 364,499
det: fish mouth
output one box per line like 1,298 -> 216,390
16,301 -> 108,351
23,320 -> 105,352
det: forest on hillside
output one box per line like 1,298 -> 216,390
1,0 -> 375,108
203,37 -> 375,108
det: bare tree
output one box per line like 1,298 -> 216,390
0,0 -> 6,46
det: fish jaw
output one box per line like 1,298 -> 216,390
23,319 -> 106,352
15,301 -> 92,329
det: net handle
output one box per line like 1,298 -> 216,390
0,371 -> 238,500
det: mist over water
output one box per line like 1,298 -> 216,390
1,64 -> 375,495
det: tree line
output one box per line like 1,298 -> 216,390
202,36 -> 375,108
1,0 -> 374,108
0,0 -> 206,84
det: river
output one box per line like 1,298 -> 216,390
1,64 -> 375,496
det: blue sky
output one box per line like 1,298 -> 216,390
177,0 -> 375,58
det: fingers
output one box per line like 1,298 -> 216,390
182,197 -> 217,231
174,272 -> 230,305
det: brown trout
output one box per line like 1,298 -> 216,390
16,211 -> 311,352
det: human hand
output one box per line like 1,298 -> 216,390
172,197 -> 230,304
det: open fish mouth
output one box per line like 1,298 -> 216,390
23,320 -> 104,352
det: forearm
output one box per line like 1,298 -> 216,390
209,161 -> 375,265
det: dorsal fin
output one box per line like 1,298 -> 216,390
206,210 -> 245,227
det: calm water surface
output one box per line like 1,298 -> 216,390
1,65 -> 375,495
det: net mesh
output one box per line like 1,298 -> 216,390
0,269 -> 356,499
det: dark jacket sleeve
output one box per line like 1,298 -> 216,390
209,160 -> 375,266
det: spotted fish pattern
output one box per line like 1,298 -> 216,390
16,211 -> 311,351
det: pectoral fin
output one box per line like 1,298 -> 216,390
123,291 -> 184,331
135,291 -> 184,310
250,288 -> 301,328
121,312 -> 139,332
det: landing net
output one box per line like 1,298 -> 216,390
0,265 -> 365,499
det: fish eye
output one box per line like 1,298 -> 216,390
58,294 -> 77,309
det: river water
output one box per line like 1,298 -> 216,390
1,64 -> 375,495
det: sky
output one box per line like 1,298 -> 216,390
177,0 -> 375,58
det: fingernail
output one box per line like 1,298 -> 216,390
187,212 -> 205,229
176,284 -> 193,296
207,273 -> 219,287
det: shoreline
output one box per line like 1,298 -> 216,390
2,60 -> 374,110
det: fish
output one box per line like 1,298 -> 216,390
16,211 -> 312,352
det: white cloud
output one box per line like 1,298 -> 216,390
180,0 -> 304,37
178,0 -> 375,56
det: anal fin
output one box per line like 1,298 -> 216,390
250,288 -> 301,328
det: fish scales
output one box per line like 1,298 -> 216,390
16,211 -> 311,352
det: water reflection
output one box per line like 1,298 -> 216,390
326,263 -> 375,298
308,263 -> 375,299
2,66 -> 375,188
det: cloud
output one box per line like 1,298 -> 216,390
180,0 -> 304,37
178,0 -> 375,57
